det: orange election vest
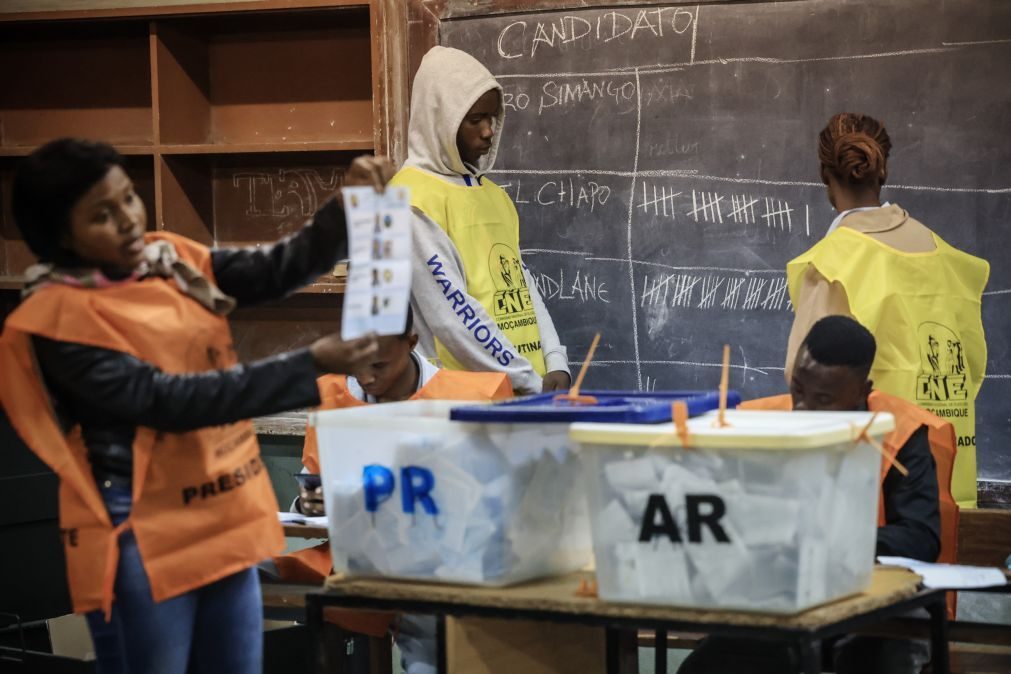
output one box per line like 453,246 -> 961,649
741,391 -> 959,615
277,368 -> 512,637
301,368 -> 513,474
0,231 -> 284,618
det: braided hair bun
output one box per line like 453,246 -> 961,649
818,113 -> 891,186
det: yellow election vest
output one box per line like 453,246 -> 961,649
392,166 -> 547,375
787,227 -> 989,507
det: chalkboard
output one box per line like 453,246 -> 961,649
439,0 -> 1011,481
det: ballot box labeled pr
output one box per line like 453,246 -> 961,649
571,410 -> 894,612
312,392 -> 733,585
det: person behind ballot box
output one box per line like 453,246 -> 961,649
275,302 -> 512,674
678,315 -> 957,674
298,304 -> 513,480
390,45 -> 571,396
0,138 -> 393,674
785,112 -> 987,508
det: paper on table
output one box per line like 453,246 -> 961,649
878,556 -> 1008,589
341,185 -> 412,339
277,512 -> 329,527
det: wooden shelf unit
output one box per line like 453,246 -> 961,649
0,146 -> 157,158
0,1 -> 398,357
158,141 -> 374,155
0,20 -> 155,151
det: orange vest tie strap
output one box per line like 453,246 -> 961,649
101,518 -> 132,622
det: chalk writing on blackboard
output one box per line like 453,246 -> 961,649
640,273 -> 790,312
499,178 -> 612,211
495,8 -> 696,60
232,168 -> 343,218
532,268 -> 611,304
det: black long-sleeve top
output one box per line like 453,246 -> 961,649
876,425 -> 942,562
31,198 -> 348,486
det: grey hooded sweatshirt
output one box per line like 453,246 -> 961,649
396,46 -> 568,395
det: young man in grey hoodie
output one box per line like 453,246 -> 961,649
391,46 -> 570,396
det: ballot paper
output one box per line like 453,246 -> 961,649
878,557 -> 1009,589
341,186 -> 412,339
277,512 -> 329,527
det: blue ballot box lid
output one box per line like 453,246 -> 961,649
450,390 -> 741,424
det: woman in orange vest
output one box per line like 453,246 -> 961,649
679,315 -> 956,674
0,138 -> 390,674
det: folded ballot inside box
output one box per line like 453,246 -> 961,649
312,392 -> 732,586
571,410 -> 894,613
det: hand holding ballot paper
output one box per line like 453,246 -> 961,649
342,184 -> 413,339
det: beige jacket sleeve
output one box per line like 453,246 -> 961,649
784,266 -> 854,381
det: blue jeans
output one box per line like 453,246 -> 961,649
85,485 -> 263,674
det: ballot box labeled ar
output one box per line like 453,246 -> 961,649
312,392 -> 732,586
571,410 -> 895,613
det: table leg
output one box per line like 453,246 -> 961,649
436,614 -> 447,674
927,597 -> 950,674
606,628 -> 620,674
605,628 -> 638,674
654,629 -> 668,674
797,638 -> 821,674
306,594 -> 326,674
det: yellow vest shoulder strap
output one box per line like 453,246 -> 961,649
390,167 -> 452,232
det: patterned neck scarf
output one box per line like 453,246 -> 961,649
22,240 -> 236,316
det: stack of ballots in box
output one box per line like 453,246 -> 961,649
314,393 -> 733,586
316,400 -> 592,585
572,410 -> 894,612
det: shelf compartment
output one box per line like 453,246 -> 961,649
0,145 -> 155,158
0,1 -> 370,23
0,21 -> 153,150
229,301 -> 341,362
155,9 -> 373,148
0,275 -> 24,290
159,151 -> 355,249
300,277 -> 347,294
0,156 -> 33,280
158,140 -> 373,155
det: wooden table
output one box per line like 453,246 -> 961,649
305,566 -> 950,674
262,521 -> 328,621
254,412 -> 309,438
281,522 -> 329,539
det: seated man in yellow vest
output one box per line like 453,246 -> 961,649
678,315 -> 956,674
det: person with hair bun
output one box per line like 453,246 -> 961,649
785,113 -> 989,508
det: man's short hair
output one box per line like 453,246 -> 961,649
801,315 -> 877,375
